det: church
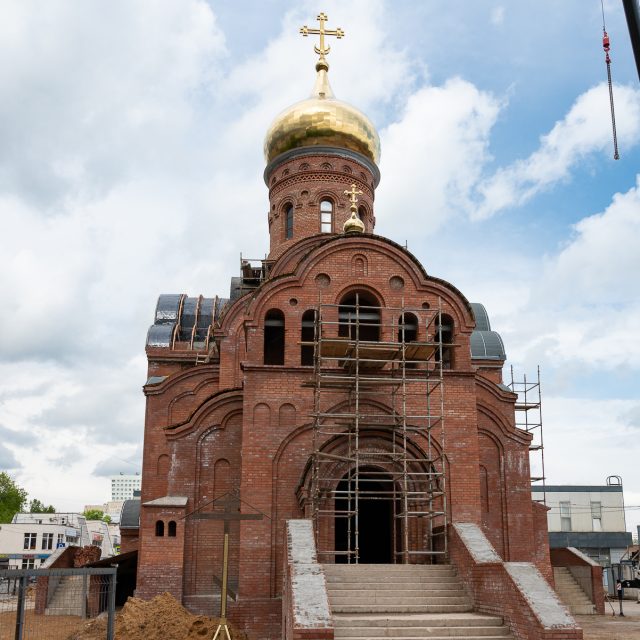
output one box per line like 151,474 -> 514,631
133,13 -> 588,640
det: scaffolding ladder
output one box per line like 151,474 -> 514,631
509,365 -> 546,503
306,294 -> 447,564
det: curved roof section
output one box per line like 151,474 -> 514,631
120,499 -> 140,529
470,303 -> 491,331
470,330 -> 507,360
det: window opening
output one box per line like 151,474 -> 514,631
285,204 -> 294,239
42,532 -> 53,550
338,292 -> 380,341
591,501 -> 602,532
320,199 -> 333,233
398,313 -> 418,368
301,310 -> 316,366
560,501 -> 572,532
155,520 -> 165,537
264,309 -> 285,365
23,533 -> 36,550
168,520 -> 177,537
435,314 -> 454,369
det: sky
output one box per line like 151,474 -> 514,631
0,0 -> 639,538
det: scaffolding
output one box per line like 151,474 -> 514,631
508,366 -> 546,503
305,294 -> 447,564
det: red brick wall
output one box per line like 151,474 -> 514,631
550,548 -> 605,614
137,198 -> 551,638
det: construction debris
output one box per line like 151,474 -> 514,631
67,592 -> 247,640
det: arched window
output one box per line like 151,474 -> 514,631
264,309 -> 285,365
168,521 -> 177,537
339,292 -> 380,341
399,313 -> 418,369
357,206 -> 367,230
155,520 -> 164,537
320,199 -> 333,233
435,313 -> 454,370
285,204 -> 294,239
301,310 -> 316,366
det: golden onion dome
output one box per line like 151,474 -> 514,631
343,210 -> 365,234
264,67 -> 381,165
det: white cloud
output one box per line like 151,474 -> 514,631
376,79 -> 502,237
490,6 -> 505,26
474,83 -> 640,219
502,176 -> 640,370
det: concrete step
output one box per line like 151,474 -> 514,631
333,614 -> 505,628
335,625 -> 510,638
331,604 -> 475,614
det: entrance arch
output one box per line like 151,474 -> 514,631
335,468 -> 397,564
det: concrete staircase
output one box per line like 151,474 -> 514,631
553,567 -> 596,615
45,575 -> 84,616
323,564 -> 514,639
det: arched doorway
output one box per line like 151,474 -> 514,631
335,469 -> 396,564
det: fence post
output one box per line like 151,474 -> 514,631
14,575 -> 27,640
81,573 -> 88,619
107,567 -> 117,640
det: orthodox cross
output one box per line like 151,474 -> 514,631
344,184 -> 363,210
187,492 -> 264,640
300,12 -> 344,69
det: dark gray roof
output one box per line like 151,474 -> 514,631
470,330 -> 506,360
470,303 -> 491,331
120,499 -> 141,529
146,294 -> 228,349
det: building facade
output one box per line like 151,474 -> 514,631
533,476 -> 632,567
0,513 -> 94,569
110,474 -> 141,501
136,23 -> 552,638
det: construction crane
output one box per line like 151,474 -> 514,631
622,0 -> 640,81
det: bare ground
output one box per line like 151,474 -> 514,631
577,599 -> 640,640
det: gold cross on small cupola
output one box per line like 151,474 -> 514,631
344,184 -> 363,209
300,12 -> 344,71
343,184 -> 365,234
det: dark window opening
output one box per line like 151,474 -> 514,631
285,204 -> 294,239
264,309 -> 285,365
435,314 -> 454,369
155,520 -> 165,537
398,312 -> 418,369
338,292 -> 380,341
168,520 -> 177,537
301,309 -> 315,366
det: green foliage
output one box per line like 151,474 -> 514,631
83,509 -> 105,521
102,514 -> 112,524
29,498 -> 56,513
0,472 -> 28,523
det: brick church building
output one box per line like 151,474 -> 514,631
134,14 -> 586,640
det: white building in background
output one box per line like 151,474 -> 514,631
110,473 -> 141,500
532,476 -> 632,567
0,513 -> 118,570
0,513 -> 89,569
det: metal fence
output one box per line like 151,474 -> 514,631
0,567 -> 116,640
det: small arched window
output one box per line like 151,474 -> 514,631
399,313 -> 418,369
168,521 -> 177,537
301,310 -> 316,366
357,206 -> 366,222
435,313 -> 454,370
155,520 -> 165,537
338,292 -> 380,342
285,204 -> 294,239
264,309 -> 285,365
320,200 -> 333,233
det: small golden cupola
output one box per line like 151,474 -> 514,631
343,183 -> 365,234
264,13 -> 381,165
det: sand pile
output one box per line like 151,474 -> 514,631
68,592 -> 247,640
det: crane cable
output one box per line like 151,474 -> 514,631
601,0 -> 620,160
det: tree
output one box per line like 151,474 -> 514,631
29,498 -> 56,513
83,509 -> 105,521
102,514 -> 112,524
0,472 -> 28,523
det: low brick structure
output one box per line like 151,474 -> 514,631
550,547 -> 605,614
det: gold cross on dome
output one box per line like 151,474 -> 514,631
344,184 -> 363,209
300,12 -> 344,67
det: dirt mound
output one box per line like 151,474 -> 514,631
68,592 -> 247,640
